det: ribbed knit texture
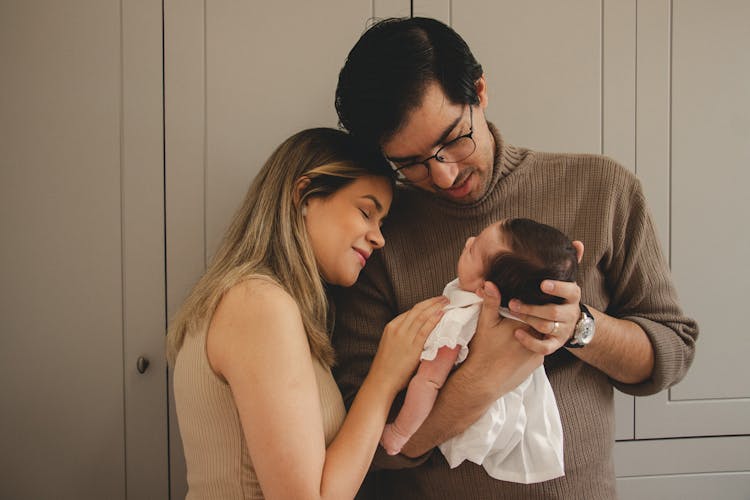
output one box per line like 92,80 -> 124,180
331,125 -> 698,499
174,320 -> 346,499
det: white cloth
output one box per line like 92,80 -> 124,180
423,279 -> 565,484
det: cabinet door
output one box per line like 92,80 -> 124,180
449,0 -> 637,440
632,0 -> 750,439
0,0 -> 166,498
165,2 -> 387,496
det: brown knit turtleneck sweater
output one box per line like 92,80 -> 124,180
332,125 -> 698,499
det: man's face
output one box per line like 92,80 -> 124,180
381,78 -> 495,204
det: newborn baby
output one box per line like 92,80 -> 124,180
381,218 -> 578,484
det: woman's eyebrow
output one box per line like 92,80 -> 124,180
361,194 -> 385,213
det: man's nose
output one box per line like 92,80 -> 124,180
427,160 -> 459,189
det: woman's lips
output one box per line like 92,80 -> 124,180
354,248 -> 369,267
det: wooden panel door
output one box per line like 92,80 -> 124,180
632,0 -> 750,439
0,0 -> 166,498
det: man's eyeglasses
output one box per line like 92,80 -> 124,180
386,106 -> 476,183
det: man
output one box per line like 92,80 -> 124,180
331,17 -> 697,499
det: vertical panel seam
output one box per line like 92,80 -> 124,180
668,0 -> 673,271
634,0 -> 638,177
119,0 -> 129,496
203,0 -> 208,268
599,0 -> 604,154
633,0 -> 639,439
162,1 -> 171,498
667,0 -> 674,404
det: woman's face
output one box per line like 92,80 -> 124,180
304,175 -> 392,287
457,221 -> 509,292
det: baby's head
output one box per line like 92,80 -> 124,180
457,218 -> 578,306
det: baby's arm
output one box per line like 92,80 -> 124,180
381,345 -> 461,455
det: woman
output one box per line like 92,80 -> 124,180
167,128 -> 447,499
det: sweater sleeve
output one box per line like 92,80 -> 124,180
331,251 -> 433,469
604,175 -> 699,395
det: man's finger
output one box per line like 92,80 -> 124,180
514,328 -> 560,356
540,279 -> 581,303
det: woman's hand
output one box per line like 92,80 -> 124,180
369,296 -> 448,394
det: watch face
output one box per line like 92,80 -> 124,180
574,315 -> 595,345
578,316 -> 595,344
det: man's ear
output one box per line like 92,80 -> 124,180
572,240 -> 585,264
476,74 -> 489,109
293,176 -> 311,207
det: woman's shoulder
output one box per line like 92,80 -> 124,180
228,275 -> 291,304
208,276 -> 308,378
216,277 -> 301,331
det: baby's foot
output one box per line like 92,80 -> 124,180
380,423 -> 409,455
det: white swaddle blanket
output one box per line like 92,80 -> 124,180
423,279 -> 564,484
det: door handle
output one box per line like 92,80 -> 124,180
136,356 -> 150,374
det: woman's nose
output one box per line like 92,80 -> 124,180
369,227 -> 385,249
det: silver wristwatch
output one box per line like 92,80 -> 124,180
566,303 -> 595,348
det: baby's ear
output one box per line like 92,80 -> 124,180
572,240 -> 584,263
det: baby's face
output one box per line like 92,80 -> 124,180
457,221 -> 510,291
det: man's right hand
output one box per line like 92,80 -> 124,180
464,280 -> 544,400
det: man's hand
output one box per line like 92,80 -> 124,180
505,239 -> 584,355
467,281 -> 544,398
507,279 -> 582,355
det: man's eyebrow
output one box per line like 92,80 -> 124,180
386,111 -> 464,162
361,194 -> 385,213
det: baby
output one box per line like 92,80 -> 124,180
380,218 -> 578,484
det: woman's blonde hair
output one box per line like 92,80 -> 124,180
166,128 -> 394,367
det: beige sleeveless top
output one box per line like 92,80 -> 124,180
173,321 -> 346,499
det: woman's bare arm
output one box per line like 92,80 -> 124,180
208,280 -> 445,499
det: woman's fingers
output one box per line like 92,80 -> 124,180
395,296 -> 448,338
413,299 -> 447,344
375,296 -> 448,391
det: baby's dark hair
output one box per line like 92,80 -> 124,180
487,218 -> 578,308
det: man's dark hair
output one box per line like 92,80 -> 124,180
336,17 -> 483,147
487,219 -> 578,308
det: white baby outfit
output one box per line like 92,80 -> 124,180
423,279 -> 565,484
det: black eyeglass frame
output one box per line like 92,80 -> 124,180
386,105 -> 476,183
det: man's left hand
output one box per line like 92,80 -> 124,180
507,279 -> 581,355
507,239 -> 585,355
